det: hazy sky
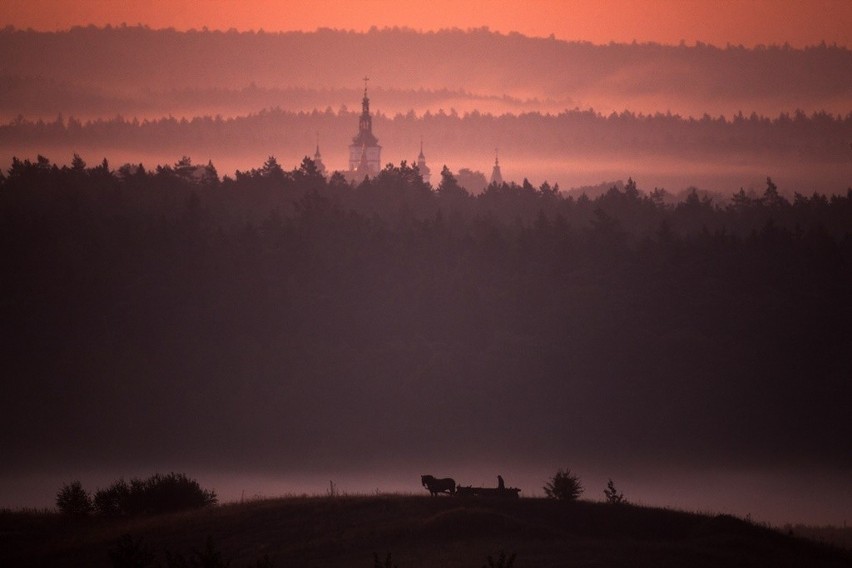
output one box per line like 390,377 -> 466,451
3,0 -> 851,47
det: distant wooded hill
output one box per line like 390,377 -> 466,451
1,26 -> 851,119
3,107 -> 849,162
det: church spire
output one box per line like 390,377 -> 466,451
348,78 -> 381,176
352,76 -> 378,148
490,148 -> 503,186
361,76 -> 369,114
416,136 -> 431,184
313,132 -> 326,177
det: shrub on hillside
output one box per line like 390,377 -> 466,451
603,478 -> 626,505
84,473 -> 216,517
56,481 -> 93,516
94,478 -> 131,516
543,469 -> 583,502
134,472 -> 217,514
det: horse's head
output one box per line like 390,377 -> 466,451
421,475 -> 433,487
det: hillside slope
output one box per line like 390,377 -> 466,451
2,496 -> 851,567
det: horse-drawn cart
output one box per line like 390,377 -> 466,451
455,485 -> 521,498
421,475 -> 521,498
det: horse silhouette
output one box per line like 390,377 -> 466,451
421,474 -> 456,496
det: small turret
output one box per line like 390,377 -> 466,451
313,133 -> 327,177
416,137 -> 431,184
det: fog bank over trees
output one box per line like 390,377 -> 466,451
3,26 -> 850,194
3,107 -> 851,196
1,26 -> 850,119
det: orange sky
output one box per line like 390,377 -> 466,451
2,0 -> 851,47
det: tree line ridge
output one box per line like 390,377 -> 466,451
1,154 -> 850,472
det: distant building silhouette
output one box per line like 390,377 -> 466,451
355,143 -> 372,178
313,134 -> 327,178
348,77 -> 381,177
416,137 -> 431,184
172,156 -> 218,186
490,149 -> 503,186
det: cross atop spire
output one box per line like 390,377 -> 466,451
363,76 -> 369,95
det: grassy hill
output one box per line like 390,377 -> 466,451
2,495 -> 851,567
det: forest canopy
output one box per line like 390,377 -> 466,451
1,155 -> 850,473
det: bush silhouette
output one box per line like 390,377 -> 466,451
543,469 -> 583,502
130,473 -> 217,514
603,478 -> 626,505
56,481 -> 93,516
95,478 -> 131,516
92,473 -> 216,516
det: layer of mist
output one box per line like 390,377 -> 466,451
1,26 -> 851,119
3,107 -> 851,196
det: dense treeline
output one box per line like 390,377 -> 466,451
2,106 -> 850,167
1,155 -> 851,471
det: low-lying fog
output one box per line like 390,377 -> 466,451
2,149 -> 848,198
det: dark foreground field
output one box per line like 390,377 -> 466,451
3,496 -> 852,568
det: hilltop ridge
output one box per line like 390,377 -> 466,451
2,495 -> 850,567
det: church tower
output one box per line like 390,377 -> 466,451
348,78 -> 382,176
490,148 -> 503,186
416,137 -> 431,185
313,134 -> 327,177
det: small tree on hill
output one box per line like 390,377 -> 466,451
56,481 -> 93,516
94,478 -> 130,516
543,469 -> 583,502
603,478 -> 626,505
